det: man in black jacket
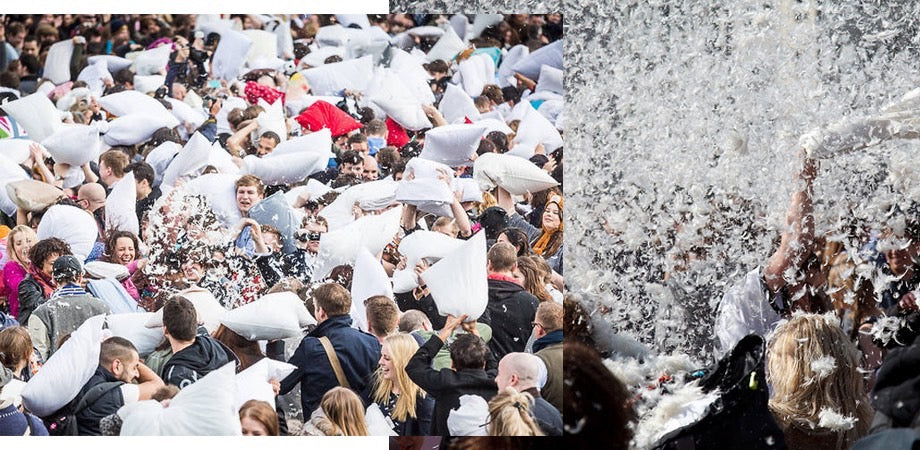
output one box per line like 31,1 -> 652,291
160,296 -> 229,389
495,352 -> 563,436
405,314 -> 497,437
479,242 -> 540,360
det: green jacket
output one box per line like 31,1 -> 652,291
417,323 -> 492,371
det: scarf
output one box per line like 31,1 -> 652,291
532,196 -> 563,257
28,263 -> 55,299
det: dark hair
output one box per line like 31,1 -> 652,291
501,86 -> 521,105
29,237 -> 72,268
563,341 -> 634,449
340,149 -> 363,166
478,207 -> 509,240
100,336 -> 138,368
163,296 -> 198,341
498,228 -> 530,256
260,131 -> 281,145
126,161 -> 155,186
347,133 -> 368,145
106,231 -> 139,261
485,131 -> 508,154
114,68 -> 134,85
450,334 -> 489,370
213,324 -> 263,371
564,296 -> 596,349
18,53 -> 41,75
331,173 -> 363,189
480,84 -> 504,105
0,326 -> 33,369
476,138 -> 496,156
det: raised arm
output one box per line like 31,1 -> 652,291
763,152 -> 817,293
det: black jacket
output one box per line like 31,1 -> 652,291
479,278 -> 539,360
870,333 -> 920,429
162,334 -> 230,389
16,275 -> 47,326
405,334 -> 498,437
75,368 -> 126,436
361,384 -> 436,436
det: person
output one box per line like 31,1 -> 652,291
104,231 -> 146,301
366,333 -> 435,436
531,301 -> 563,412
27,255 -> 111,360
486,387 -> 544,436
97,149 -> 129,191
479,242 -> 539,360
362,154 -> 379,181
233,175 -> 266,258
239,399 -> 280,436
405,314 -> 498,437
767,314 -> 872,449
564,341 -> 634,449
126,161 -> 161,224
365,295 -> 400,344
0,326 -> 38,381
2,225 -> 36,319
514,256 -> 552,303
160,296 -> 230,389
496,228 -> 530,257
494,353 -> 561,435
497,187 -> 563,275
75,336 -> 165,435
280,283 -> 381,415
15,237 -> 71,326
301,386 -> 369,436
0,365 -> 48,436
255,131 -> 280,157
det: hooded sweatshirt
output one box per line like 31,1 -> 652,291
162,334 -> 230,389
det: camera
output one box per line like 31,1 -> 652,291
295,231 -> 323,242
189,48 -> 209,64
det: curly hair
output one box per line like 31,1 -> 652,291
28,237 -> 72,268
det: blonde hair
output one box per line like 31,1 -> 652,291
767,313 -> 871,441
321,387 -> 368,436
488,387 -> 544,436
372,333 -> 425,422
6,225 -> 36,269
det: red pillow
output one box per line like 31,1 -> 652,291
294,101 -> 362,137
244,81 -> 285,106
386,117 -> 410,148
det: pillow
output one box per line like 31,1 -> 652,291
313,206 -> 402,280
350,249 -> 394,332
508,102 -> 564,157
473,117 -> 513,136
234,358 -> 298,410
397,229 -> 465,273
21,314 -> 106,417
420,231 -> 488,320
132,44 -> 172,76
535,64 -> 564,96
420,123 -> 488,167
133,75 -> 166,94
405,156 -> 453,181
242,29 -> 279,65
408,26 -> 445,38
371,94 -> 432,131
161,132 -> 212,188
6,179 -> 64,212
458,53 -> 496,97
439,83 -> 481,124
216,96 -> 250,135
512,40 -> 563,81
301,55 -> 374,96
0,155 -> 31,216
0,138 -> 35,164
221,291 -> 315,341
54,87 -> 91,112
366,403 -> 399,436
105,171 -> 140,235
315,24 -> 349,47
322,179 -> 399,230
77,59 -> 112,98
395,181 -> 454,218
186,173 -> 242,228
145,287 -> 227,334
256,98 -> 288,142
36,205 -> 98,261
166,97 -> 208,133
87,54 -> 133,73
41,124 -> 102,166
99,90 -> 179,128
388,52 -> 436,106
84,261 -> 130,281
335,14 -> 371,29
294,100 -> 363,137
427,26 -> 466,62
98,113 -> 177,147
120,364 -> 242,436
473,152 -> 559,196
106,313 -> 164,357
248,191 -> 300,255
468,14 -> 505,40
449,15 -> 469,41
242,151 -> 328,186
144,141 -> 181,187
447,394 -> 490,436
2,93 -> 63,143
284,179 -> 332,207
298,46 -> 346,69
212,28 -> 253,81
206,141 -> 241,175
43,39 -> 74,84
453,177 -> 483,203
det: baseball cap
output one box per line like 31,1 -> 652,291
52,255 -> 84,281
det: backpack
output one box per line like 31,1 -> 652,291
44,381 -> 124,436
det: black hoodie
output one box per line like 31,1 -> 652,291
479,278 -> 540,360
162,334 -> 230,389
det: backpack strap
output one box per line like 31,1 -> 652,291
75,381 -> 125,413
318,336 -> 351,389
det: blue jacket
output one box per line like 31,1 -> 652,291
280,315 -> 381,414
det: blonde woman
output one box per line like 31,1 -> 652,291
2,225 -> 37,319
487,387 -> 544,436
767,314 -> 872,449
301,387 -> 368,436
368,333 -> 435,435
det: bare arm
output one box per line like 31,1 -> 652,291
763,153 -> 817,293
226,120 -> 259,157
136,362 -> 166,400
81,162 -> 99,184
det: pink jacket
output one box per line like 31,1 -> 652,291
2,261 -> 27,318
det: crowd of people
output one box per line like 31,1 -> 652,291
0,13 -> 566,441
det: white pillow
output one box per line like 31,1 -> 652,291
453,177 -> 483,203
313,206 -> 402,280
87,54 -> 133,73
145,287 -> 228,334
242,29 -> 279,65
0,155 -> 31,216
408,26 -> 445,38
350,249 -> 394,332
535,64 -> 564,96
405,156 -> 453,181
206,141 -> 241,175
215,96 -> 250,135
427,25 -> 465,62
6,179 -> 64,212
395,178 -> 455,218
270,128 -> 332,159
473,152 -> 559,196
106,312 -> 165,357
0,138 -> 36,164
439,83 -> 481,124
335,14 -> 371,29
41,124 -> 102,166
512,40 -> 563,81
186,173 -> 242,228
242,151 -> 328,186
21,314 -> 106,417
389,51 -> 436,105
298,46 -> 346,68
166,97 -> 208,133
234,358 -> 297,410
284,179 -> 332,207
133,75 -> 166,94
2,93 -> 63,143
77,59 -> 112,98
366,403 -> 399,436
449,15 -> 469,40
99,90 -> 179,129
372,96 -> 431,131
98,113 -> 175,147
43,39 -> 75,85
392,230 -> 465,293
468,14 -> 505,40
316,24 -> 349,47
420,123 -> 488,167
132,44 -> 172,76
447,394 -> 489,436
473,117 -> 513,136
212,28 -> 253,81
221,291 -> 315,341
144,141 -> 181,187
458,53 -> 495,98
120,363 -> 242,436
161,132 -> 212,188
256,98 -> 287,142
301,55 -> 374,96
105,171 -> 140,235
508,102 -> 564,157
321,179 -> 397,231
84,261 -> 130,280
421,231 -> 488,320
36,205 -> 98,261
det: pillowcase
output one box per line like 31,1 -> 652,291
6,179 -> 64,212
473,152 -> 559,196
248,191 -> 300,255
132,44 -> 171,76
105,171 -> 140,235
36,205 -> 98,261
0,138 -> 35,164
420,123 -> 488,167
234,358 -> 298,410
439,83 -> 481,124
313,206 -> 402,281
350,249 -> 393,332
426,26 -> 465,62
420,232 -> 488,321
161,132 -> 212,188
41,124 -> 102,166
98,114 -> 176,147
106,312 -> 164,357
221,291 -> 315,341
43,39 -> 74,84
294,100 -> 363,137
301,55 -> 374,96
2,93 -> 63,143
511,40 -> 563,81
212,28 -> 253,81
186,173 -> 243,228
535,64 -> 564,96
242,151 -> 328,186
145,287 -> 227,334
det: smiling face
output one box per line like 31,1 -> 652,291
113,236 -> 136,265
379,342 -> 396,381
542,202 -> 561,231
13,233 -> 36,264
41,252 -> 61,278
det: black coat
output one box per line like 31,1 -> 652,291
870,333 -> 920,428
479,278 -> 539,360
162,334 -> 230,389
405,334 -> 498,437
75,368 -> 126,436
16,275 -> 47,326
